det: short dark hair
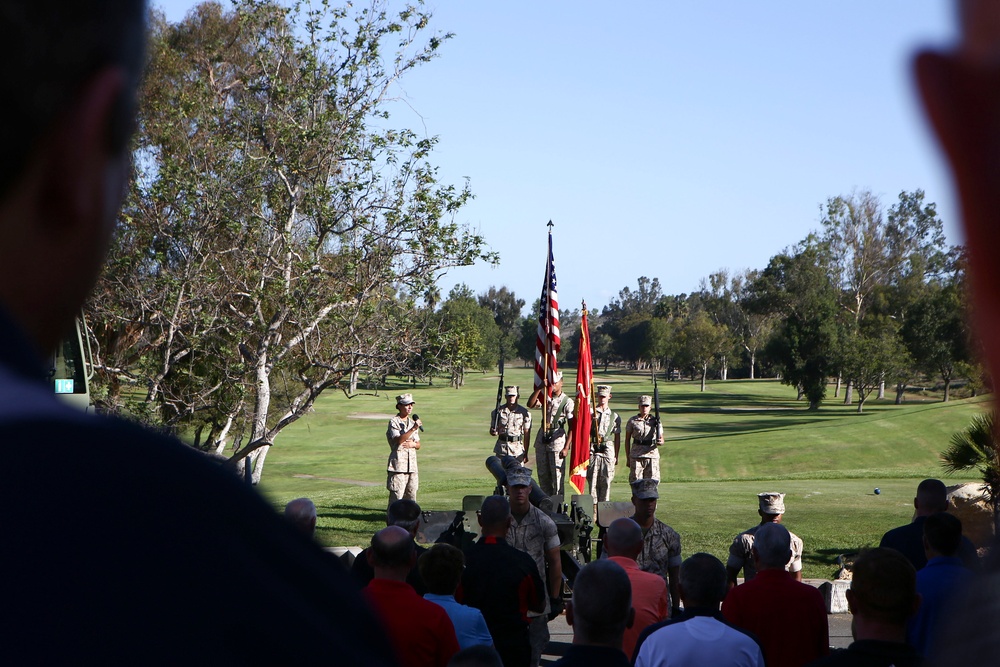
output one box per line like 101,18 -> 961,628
418,543 -> 464,595
571,560 -> 631,645
679,553 -> 727,607
916,479 -> 949,513
0,1 -> 147,196
850,548 -> 918,625
924,512 -> 963,557
479,495 -> 510,531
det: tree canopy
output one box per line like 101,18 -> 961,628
88,0 -> 494,480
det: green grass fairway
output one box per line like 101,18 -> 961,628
257,367 -> 990,579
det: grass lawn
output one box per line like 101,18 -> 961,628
256,367 -> 991,579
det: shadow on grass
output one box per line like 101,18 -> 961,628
668,416 -> 840,439
803,547 -> 859,570
317,504 -> 385,525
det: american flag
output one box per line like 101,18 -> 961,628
533,228 -> 560,397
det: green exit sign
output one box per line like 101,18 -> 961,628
54,379 -> 75,394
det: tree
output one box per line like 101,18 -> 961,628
901,273 -> 970,402
942,411 -> 1000,536
478,285 -> 525,359
839,318 -> 912,413
89,1 -> 494,482
677,312 -> 729,392
435,284 -> 501,388
750,244 -> 840,409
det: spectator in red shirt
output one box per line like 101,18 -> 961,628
603,518 -> 668,660
722,522 -> 829,667
363,526 -> 460,667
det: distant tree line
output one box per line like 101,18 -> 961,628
522,190 -> 976,413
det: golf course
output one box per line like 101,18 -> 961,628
256,368 -> 990,579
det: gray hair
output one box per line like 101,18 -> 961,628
753,522 -> 792,569
387,499 -> 422,533
283,497 -> 317,536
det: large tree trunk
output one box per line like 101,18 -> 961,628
249,446 -> 269,484
349,366 -> 359,394
895,383 -> 905,405
844,382 -> 853,405
943,377 -> 952,402
700,362 -> 707,392
749,351 -> 756,380
877,375 -> 885,400
720,355 -> 729,381
834,374 -> 841,398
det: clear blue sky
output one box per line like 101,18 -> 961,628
156,1 -> 959,315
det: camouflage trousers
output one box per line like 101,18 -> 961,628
528,615 -> 549,667
535,448 -> 565,497
587,454 -> 615,502
629,456 -> 660,483
494,439 -> 527,462
387,471 -> 418,503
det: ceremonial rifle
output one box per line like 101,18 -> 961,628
651,369 -> 662,446
492,346 -> 505,433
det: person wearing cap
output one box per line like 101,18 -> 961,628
726,493 -> 803,588
588,385 -> 621,502
630,478 -> 682,614
527,371 -> 575,497
506,466 -> 563,667
386,393 -> 422,503
625,395 -> 663,484
491,385 -> 532,463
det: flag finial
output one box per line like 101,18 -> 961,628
547,219 -> 554,229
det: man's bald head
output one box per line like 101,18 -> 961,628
370,525 -> 415,570
604,518 -> 644,560
568,560 -> 632,647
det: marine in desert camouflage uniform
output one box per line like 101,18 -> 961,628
490,385 -> 532,463
630,478 -> 682,615
506,466 -> 562,667
726,492 -> 804,588
625,395 -> 663,483
587,384 -> 621,502
386,393 -> 421,503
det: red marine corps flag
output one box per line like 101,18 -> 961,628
569,306 -> 594,495
533,224 -> 560,399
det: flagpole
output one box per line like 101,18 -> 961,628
583,301 -> 597,445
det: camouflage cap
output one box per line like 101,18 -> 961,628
596,385 -> 612,397
638,395 -> 652,406
631,478 -> 659,500
506,466 -> 533,487
395,393 -> 415,406
758,492 -> 786,515
505,385 -> 519,397
553,371 -> 564,383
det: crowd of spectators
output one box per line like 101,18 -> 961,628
338,474 -> 981,667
